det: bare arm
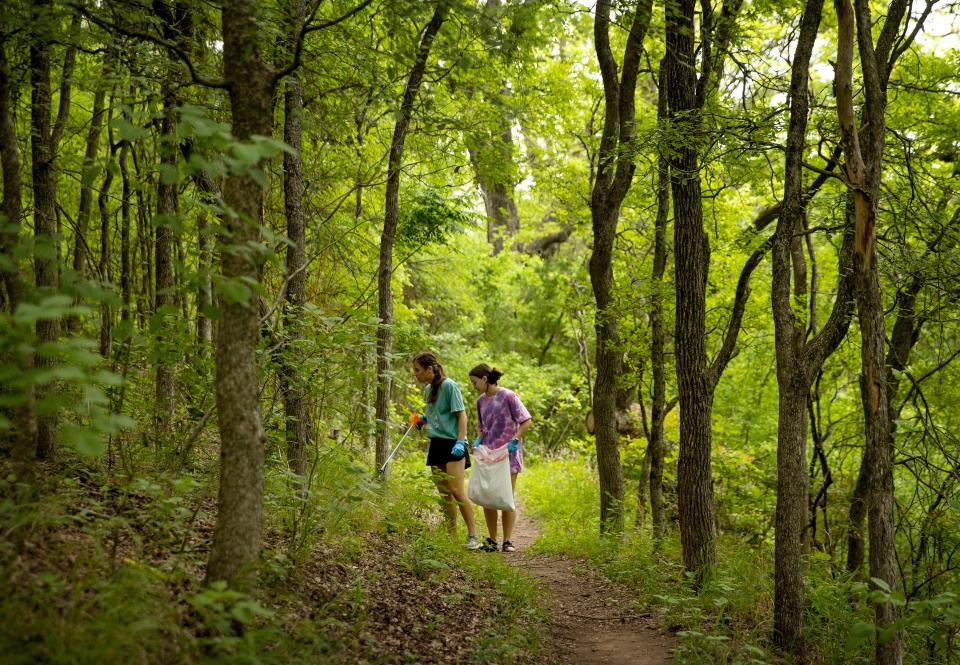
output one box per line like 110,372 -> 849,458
456,411 -> 467,441
517,419 -> 532,440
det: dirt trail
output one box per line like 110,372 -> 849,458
506,510 -> 675,665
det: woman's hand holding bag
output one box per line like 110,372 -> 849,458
467,444 -> 515,512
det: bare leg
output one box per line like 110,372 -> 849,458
443,458 -> 477,535
483,507 -> 499,541
432,466 -> 457,534
502,474 -> 518,542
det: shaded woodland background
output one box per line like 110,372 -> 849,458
1,0 -> 959,663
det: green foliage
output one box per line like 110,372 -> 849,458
397,189 -> 472,249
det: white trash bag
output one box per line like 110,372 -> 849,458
467,444 -> 516,512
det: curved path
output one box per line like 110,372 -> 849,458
507,510 -> 675,665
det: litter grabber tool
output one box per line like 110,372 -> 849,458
378,412 -> 425,474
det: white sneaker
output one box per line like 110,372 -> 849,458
464,535 -> 482,550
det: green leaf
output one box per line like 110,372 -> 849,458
14,295 -> 75,324
216,278 -> 253,306
61,424 -> 107,457
229,143 -> 261,169
111,118 -> 150,141
200,303 -> 221,321
847,621 -> 876,648
158,163 -> 179,185
82,165 -> 103,188
871,577 -> 892,593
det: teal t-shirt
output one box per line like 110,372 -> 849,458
423,378 -> 465,440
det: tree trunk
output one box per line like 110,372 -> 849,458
833,0 -> 914,660
282,0 -> 309,477
649,55 -> 670,538
205,0 -> 275,587
68,67 -> 108,334
31,0 -> 60,460
196,209 -> 213,345
665,0 -> 715,573
0,43 -> 36,461
664,0 -> 747,581
154,0 -> 191,442
374,2 -> 447,478
180,140 -> 220,347
770,0 -> 826,652
119,140 -> 132,323
98,119 -> 116,359
849,275 -> 923,571
589,0 -> 651,534
468,131 -> 520,255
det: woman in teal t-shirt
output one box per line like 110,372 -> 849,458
412,352 -> 481,550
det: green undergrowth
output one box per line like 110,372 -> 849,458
0,447 -> 549,664
520,456 -> 952,665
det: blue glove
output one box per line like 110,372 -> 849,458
472,436 -> 482,449
415,415 -> 428,430
451,439 -> 466,459
507,438 -> 519,453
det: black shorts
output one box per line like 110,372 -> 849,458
426,437 -> 471,470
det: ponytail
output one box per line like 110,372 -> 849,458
414,351 -> 446,403
469,363 -> 503,385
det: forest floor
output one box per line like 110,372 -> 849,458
508,508 -> 675,665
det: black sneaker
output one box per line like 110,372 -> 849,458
502,540 -> 516,552
480,537 -> 499,552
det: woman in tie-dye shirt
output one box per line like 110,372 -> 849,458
468,364 -> 532,553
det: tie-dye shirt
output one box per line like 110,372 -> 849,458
476,388 -> 532,473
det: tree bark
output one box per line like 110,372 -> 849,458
153,0 -> 191,442
649,55 -> 670,538
180,139 -> 220,346
665,0 -> 746,580
0,42 -> 36,461
31,0 -> 60,460
833,0 -> 914,661
665,0 -> 715,574
375,2 -> 447,478
847,274 -> 922,572
98,119 -> 116,359
119,139 -> 132,324
282,0 -> 309,477
205,0 -> 276,587
770,0 -> 827,653
588,0 -> 652,534
67,75 -> 107,334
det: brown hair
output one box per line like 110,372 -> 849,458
413,351 -> 445,403
469,363 -> 503,385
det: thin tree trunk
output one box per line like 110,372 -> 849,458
98,118 -> 116,358
649,55 -> 670,537
154,0 -> 191,442
375,2 -> 447,478
0,43 -> 36,461
131,143 -> 152,327
196,209 -> 212,345
281,0 -> 309,477
589,0 -> 651,534
834,0 -> 915,660
180,140 -> 220,346
31,0 -> 60,460
119,140 -> 132,323
770,0 -> 826,652
68,67 -> 109,334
